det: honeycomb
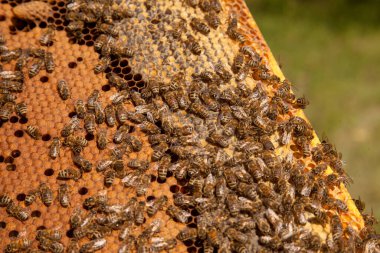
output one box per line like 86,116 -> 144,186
0,0 -> 377,252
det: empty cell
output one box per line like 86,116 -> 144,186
44,168 -> 54,176
11,150 -> 21,158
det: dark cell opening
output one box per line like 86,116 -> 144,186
59,8 -> 66,14
187,223 -> 197,229
0,221 -> 6,229
0,156 -> 4,163
105,67 -> 111,74
9,25 -> 17,34
31,210 -> 41,217
78,187 -> 88,195
57,1 -> 65,6
55,20 -> 62,26
39,21 -> 47,28
146,196 -> 155,201
122,67 -> 131,75
102,85 -> 111,92
11,17 -> 28,30
5,156 -> 14,163
169,152 -> 179,163
47,17 -> 54,23
8,230 -> 19,238
19,117 -> 28,124
111,60 -> 119,67
40,76 -> 49,83
157,177 -> 166,184
187,247 -> 197,253
63,20 -> 69,26
53,13 -> 60,19
56,26 -> 64,31
125,73 -> 133,80
128,126 -> 135,133
44,168 -> 54,176
0,15 -> 6,22
9,3 -> 16,7
133,73 -> 142,81
151,19 -> 160,24
37,226 -> 46,231
14,130 -> 24,137
85,41 -> 94,47
166,171 -> 173,178
42,134 -> 51,141
177,179 -> 188,186
85,134 -> 94,141
66,229 -> 74,238
52,6 -> 59,11
194,239 -> 203,247
68,62 -> 77,69
78,40 -> 85,45
16,193 -> 26,201
11,150 -> 21,158
136,81 -> 145,88
77,57 -> 83,62
6,164 -> 16,171
186,217 -> 193,224
87,22 -> 96,29
83,35 -> 92,41
180,186 -> 192,195
184,240 -> 194,247
191,209 -> 200,217
82,28 -> 89,34
10,116 -> 18,123
120,60 -> 128,67
127,81 -> 135,87
113,67 -> 121,74
150,174 -> 157,182
68,112 -> 77,118
170,185 -> 180,193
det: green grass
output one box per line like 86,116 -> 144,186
247,0 -> 380,230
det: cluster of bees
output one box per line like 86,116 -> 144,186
0,0 -> 379,252
64,191 -> 177,253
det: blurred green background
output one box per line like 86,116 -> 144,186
247,0 -> 380,230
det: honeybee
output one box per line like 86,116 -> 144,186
177,227 -> 197,241
24,189 -> 39,206
173,192 -> 195,208
44,52 -> 55,73
0,194 -> 12,207
26,125 -> 41,140
4,238 -> 31,253
0,102 -> 14,121
57,168 -> 82,181
56,183 -> 70,208
190,102 -> 209,119
80,238 -> 106,253
207,227 -> 220,247
84,113 -> 96,135
66,239 -> 80,253
6,202 -> 29,221
206,131 -> 229,148
0,48 -> 22,62
94,56 -> 111,74
40,25 -> 55,46
73,155 -> 92,172
295,136 -> 311,157
73,100 -> 86,120
135,201 -> 145,225
130,91 -> 146,106
36,229 -> 62,242
226,228 -> 248,244
166,205 -> 191,224
139,121 -> 160,134
190,18 -> 210,35
227,27 -> 245,43
55,79 -> 71,100
224,168 -> 238,189
99,23 -> 118,37
96,128 -> 107,150
47,137 -> 61,159
186,0 -> 199,7
200,92 -> 219,112
147,195 -> 168,217
294,95 -> 309,109
157,155 -> 171,180
125,135 -> 143,152
148,134 -> 168,145
152,142 -> 169,162
136,174 -> 150,196
163,91 -> 179,111
214,63 -> 232,82
87,89 -> 100,112
112,125 -> 128,144
28,58 -> 44,78
104,169 -> 116,188
204,11 -> 220,29
103,104 -> 116,127
186,35 -> 201,55
128,158 -> 149,171
38,183 -> 53,207
331,215 -> 343,241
